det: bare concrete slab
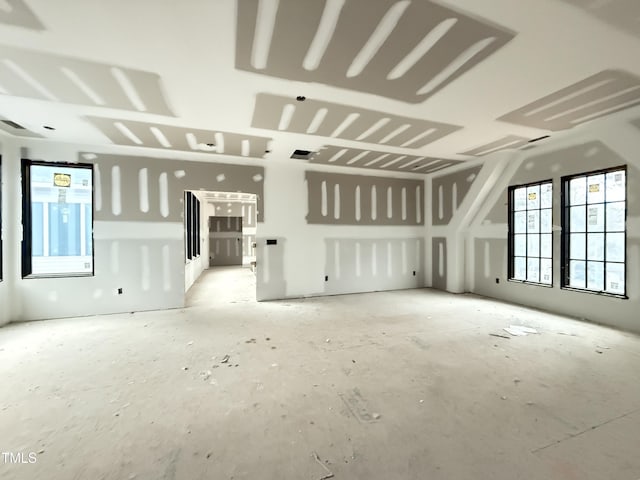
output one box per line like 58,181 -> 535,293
1,267 -> 639,479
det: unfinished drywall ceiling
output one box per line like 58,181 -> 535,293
251,93 -> 461,147
236,0 -> 514,103
86,117 -> 271,158
498,70 -> 640,131
0,116 -> 42,137
0,0 -> 43,30
460,135 -> 529,156
560,0 -> 640,39
309,145 -> 459,174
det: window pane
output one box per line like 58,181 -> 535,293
29,164 -> 93,276
587,204 -> 604,232
514,188 -> 527,211
513,257 -> 526,280
570,233 -> 586,260
527,210 -> 540,233
587,174 -> 605,204
540,183 -> 553,209
587,261 -> 604,291
570,206 -> 586,232
569,260 -> 586,289
527,258 -> 540,283
540,234 -> 552,258
606,202 -> 625,231
605,170 -> 625,202
527,185 -> 540,209
606,232 -> 625,262
605,262 -> 625,295
514,211 -> 526,233
527,234 -> 540,257
570,177 -> 586,205
514,234 -> 526,256
540,209 -> 552,232
541,258 -> 552,284
587,233 -> 604,261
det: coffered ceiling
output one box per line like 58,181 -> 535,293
0,0 -> 639,176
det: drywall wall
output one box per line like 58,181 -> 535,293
207,198 -> 257,266
257,161 -> 427,301
0,135 -> 264,322
209,216 -> 243,266
0,148 -> 9,326
429,108 -> 640,333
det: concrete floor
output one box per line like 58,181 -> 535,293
1,266 -> 640,480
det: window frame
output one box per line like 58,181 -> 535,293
560,165 -> 627,298
21,159 -> 95,279
507,179 -> 554,287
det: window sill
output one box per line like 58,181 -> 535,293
23,273 -> 94,279
507,279 -> 553,288
560,286 -> 628,299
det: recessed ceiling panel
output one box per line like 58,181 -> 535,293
0,0 -> 44,30
460,135 -> 529,156
309,145 -> 461,174
560,0 -> 640,39
252,93 -> 461,147
86,117 -> 271,158
236,0 -> 515,103
0,45 -> 173,115
499,70 -> 640,131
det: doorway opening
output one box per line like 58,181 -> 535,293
184,190 -> 257,306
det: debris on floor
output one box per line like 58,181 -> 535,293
245,338 -> 256,344
187,341 -> 194,346
199,370 -> 212,381
312,451 -> 334,480
372,412 -> 381,420
489,333 -> 511,339
220,355 -> 230,364
503,325 -> 539,336
181,367 -> 189,371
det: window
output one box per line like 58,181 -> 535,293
561,167 -> 626,296
508,180 -> 553,285
184,191 -> 200,261
21,160 -> 94,277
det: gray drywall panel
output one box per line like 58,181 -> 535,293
252,93 -> 461,148
460,135 -> 529,156
86,117 -> 271,158
0,45 -> 173,115
498,70 -> 640,131
432,165 -> 483,225
236,0 -> 514,103
209,217 -> 243,266
431,237 -> 447,291
0,0 -> 44,30
305,171 -> 424,225
81,152 -> 265,223
323,238 -> 424,295
560,0 -> 640,39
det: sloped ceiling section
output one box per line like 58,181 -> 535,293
251,93 -> 462,147
0,45 -> 174,115
460,135 -> 529,156
499,70 -> 640,131
86,117 -> 272,159
0,116 -> 43,138
0,0 -> 44,30
309,145 -> 460,174
560,0 -> 640,39
236,0 -> 515,103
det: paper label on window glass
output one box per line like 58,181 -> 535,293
614,173 -> 622,183
528,193 -> 537,200
528,214 -> 536,229
610,281 -> 619,290
588,184 -> 600,193
588,207 -> 598,225
53,173 -> 71,187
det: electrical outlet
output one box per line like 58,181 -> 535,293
495,278 -> 500,284
324,275 -> 328,282
118,288 -> 123,294
413,271 -> 416,276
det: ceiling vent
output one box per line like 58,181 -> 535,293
2,119 -> 26,129
291,149 -> 314,159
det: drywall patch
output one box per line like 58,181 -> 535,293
236,0 -> 514,103
251,93 -> 461,147
431,165 -> 483,225
311,145 -> 460,174
499,70 -> 640,131
460,135 -> 529,156
0,0 -> 44,30
431,237 -> 447,291
306,171 -> 424,225
86,117 -> 271,158
81,152 -> 265,222
0,44 -> 173,114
